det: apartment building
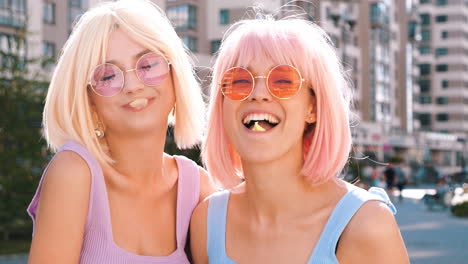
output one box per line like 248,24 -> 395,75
414,0 -> 468,136
0,0 -> 29,75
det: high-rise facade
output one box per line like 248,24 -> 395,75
414,0 -> 468,136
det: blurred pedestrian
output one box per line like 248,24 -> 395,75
384,163 -> 396,195
395,164 -> 408,202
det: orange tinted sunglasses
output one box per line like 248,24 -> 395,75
220,64 -> 305,101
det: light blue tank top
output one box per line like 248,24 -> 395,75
206,183 -> 396,264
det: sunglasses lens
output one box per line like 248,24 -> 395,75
90,64 -> 123,97
268,65 -> 302,99
136,53 -> 170,86
221,67 -> 253,100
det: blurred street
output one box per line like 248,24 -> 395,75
395,188 -> 468,264
0,255 -> 27,264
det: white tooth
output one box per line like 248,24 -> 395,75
247,114 -> 253,123
129,98 -> 148,109
243,115 -> 250,124
272,116 -> 278,124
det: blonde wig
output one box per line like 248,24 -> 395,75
43,0 -> 205,165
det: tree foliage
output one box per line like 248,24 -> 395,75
0,28 -> 49,240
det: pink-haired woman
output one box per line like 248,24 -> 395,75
27,0 -> 215,263
190,16 -> 409,264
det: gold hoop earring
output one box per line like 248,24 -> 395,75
95,119 -> 105,138
92,111 -> 105,138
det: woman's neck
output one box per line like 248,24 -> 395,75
102,129 -> 168,188
240,152 -> 345,225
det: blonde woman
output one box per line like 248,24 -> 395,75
191,16 -> 409,264
27,0 -> 215,263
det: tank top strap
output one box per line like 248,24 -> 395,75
308,185 -> 396,263
173,155 -> 200,248
207,190 -> 233,263
27,140 -> 102,235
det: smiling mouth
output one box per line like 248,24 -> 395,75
242,113 -> 280,132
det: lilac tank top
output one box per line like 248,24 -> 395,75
27,141 -> 200,263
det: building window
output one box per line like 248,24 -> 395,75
420,0 -> 431,3
167,5 -> 197,31
0,33 -> 26,69
370,3 -> 390,25
436,113 -> 449,121
436,0 -> 447,5
436,97 -> 449,104
419,46 -> 431,54
408,21 -> 418,40
419,113 -> 431,127
181,35 -> 197,52
419,64 -> 431,75
69,0 -> 84,8
43,41 -> 55,59
436,47 -> 448,56
419,95 -> 432,104
457,152 -> 464,166
441,31 -> 448,39
436,15 -> 448,23
436,64 -> 448,72
42,41 -> 56,70
441,80 -> 449,88
419,79 -> 431,93
0,0 -> 26,28
211,40 -> 221,54
420,14 -> 431,25
43,2 -> 55,24
69,0 -> 87,32
220,9 -> 229,25
421,29 -> 431,42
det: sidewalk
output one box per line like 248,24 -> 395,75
394,188 -> 468,264
0,254 -> 27,264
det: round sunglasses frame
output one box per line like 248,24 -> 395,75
89,53 -> 171,97
220,64 -> 306,101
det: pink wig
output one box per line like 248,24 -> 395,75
202,17 -> 353,188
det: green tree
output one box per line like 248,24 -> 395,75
0,27 -> 49,241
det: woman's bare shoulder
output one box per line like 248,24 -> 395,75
336,200 -> 409,263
